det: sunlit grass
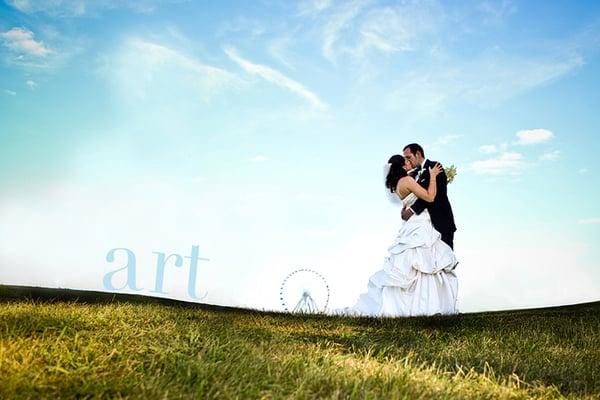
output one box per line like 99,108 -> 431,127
1,294 -> 598,399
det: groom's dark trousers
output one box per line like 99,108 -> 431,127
411,159 -> 456,250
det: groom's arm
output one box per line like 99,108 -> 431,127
410,198 -> 427,215
404,169 -> 449,218
423,168 -> 449,206
401,182 -> 427,220
408,173 -> 430,216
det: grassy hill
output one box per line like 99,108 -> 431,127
1,285 -> 598,399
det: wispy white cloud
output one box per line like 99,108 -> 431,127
539,150 -> 560,161
465,50 -> 584,106
297,0 -> 333,16
434,134 -> 462,146
386,71 -> 448,116
515,128 -> 554,145
98,38 -> 240,103
224,46 -> 327,110
129,39 -> 232,81
579,168 -> 588,174
479,144 -> 497,153
267,35 -> 296,70
164,25 -> 195,47
25,80 -> 36,90
351,8 -> 413,56
578,218 -> 600,225
1,27 -> 52,57
347,2 -> 443,60
5,0 -> 180,17
477,0 -> 518,25
217,16 -> 265,38
4,89 -> 17,96
321,0 -> 366,63
387,44 -> 585,115
315,0 -> 443,63
469,151 -> 525,175
430,134 -> 462,151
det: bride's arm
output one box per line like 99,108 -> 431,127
404,163 -> 442,202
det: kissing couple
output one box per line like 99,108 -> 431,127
339,143 -> 458,318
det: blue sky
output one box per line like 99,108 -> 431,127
1,0 -> 599,312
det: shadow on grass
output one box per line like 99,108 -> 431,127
278,311 -> 600,396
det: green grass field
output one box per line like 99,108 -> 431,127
1,287 -> 599,399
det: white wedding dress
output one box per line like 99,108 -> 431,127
341,192 -> 458,317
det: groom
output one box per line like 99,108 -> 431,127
402,143 -> 457,249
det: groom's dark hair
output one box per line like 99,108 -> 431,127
403,143 -> 425,158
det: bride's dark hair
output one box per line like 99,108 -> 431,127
385,154 -> 408,193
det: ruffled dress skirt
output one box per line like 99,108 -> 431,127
348,210 -> 458,317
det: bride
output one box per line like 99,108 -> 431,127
341,155 -> 458,317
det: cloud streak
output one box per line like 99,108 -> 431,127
539,150 -> 560,161
297,0 -> 333,16
5,0 -> 180,17
314,0 -> 443,63
469,152 -> 525,175
99,38 -> 240,103
479,144 -> 497,154
321,0 -> 366,62
389,51 -> 584,115
224,47 -> 327,110
348,2 -> 442,59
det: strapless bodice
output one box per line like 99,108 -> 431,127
400,192 -> 418,209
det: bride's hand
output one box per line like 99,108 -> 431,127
429,163 -> 443,178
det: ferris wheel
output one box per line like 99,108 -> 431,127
279,268 -> 330,314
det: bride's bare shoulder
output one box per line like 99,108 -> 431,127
395,176 -> 414,199
397,176 -> 415,187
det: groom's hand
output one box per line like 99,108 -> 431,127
401,208 -> 413,221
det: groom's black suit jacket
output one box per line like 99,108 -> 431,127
411,159 -> 457,238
